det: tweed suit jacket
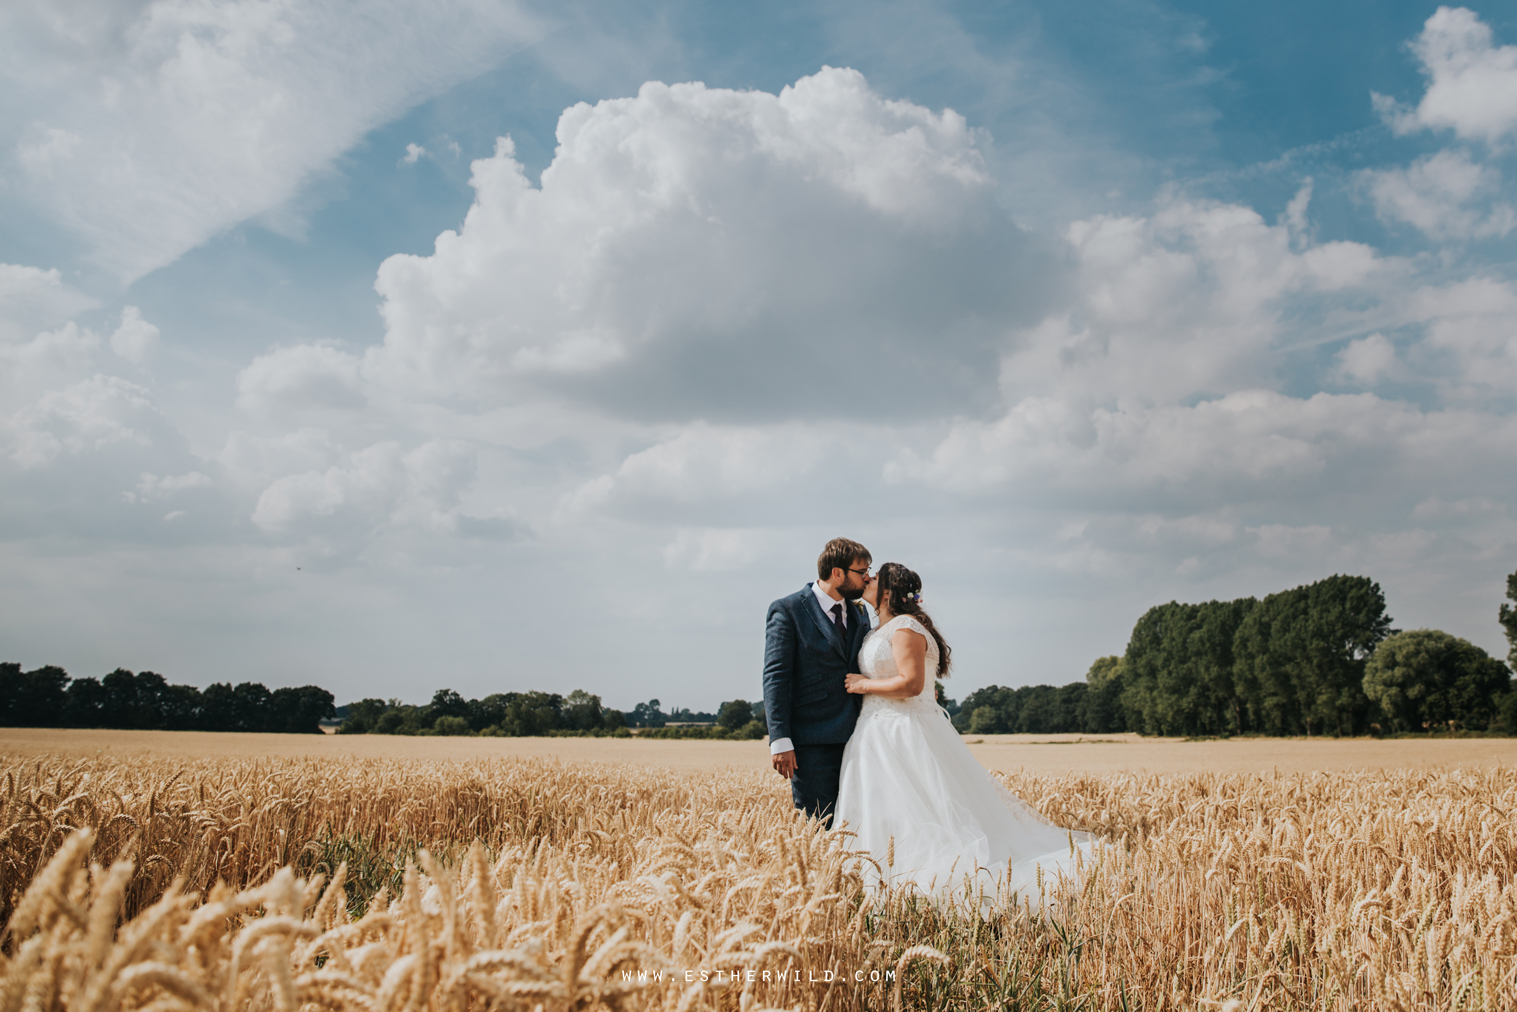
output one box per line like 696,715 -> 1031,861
762,584 -> 871,747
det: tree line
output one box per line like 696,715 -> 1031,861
627,699 -> 720,728
0,665 -> 768,740
955,571 -> 1517,738
633,699 -> 768,739
335,691 -> 769,739
12,568 -> 1511,741
951,663 -> 1120,736
0,664 -> 335,733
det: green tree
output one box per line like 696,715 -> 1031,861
1500,567 -> 1517,671
159,682 -> 202,730
229,682 -> 274,732
428,689 -> 470,726
1081,656 -> 1128,733
1233,596 -> 1294,735
200,682 -> 239,731
954,685 -> 1017,734
468,694 -> 511,732
1052,683 -> 1087,731
101,669 -> 170,730
431,715 -> 473,736
200,679 -> 276,732
966,704 -> 1004,734
1298,576 -> 1393,734
951,684 -> 1093,735
1193,599 -> 1256,734
1152,603 -> 1209,733
1234,575 -> 1392,736
1009,687 -> 1050,733
1497,690 -> 1517,736
0,664 -> 69,727
1122,602 -> 1195,735
338,698 -> 391,734
0,663 -> 16,723
1122,599 -> 1256,737
494,692 -> 564,736
562,690 -> 604,731
269,685 -> 336,733
717,699 -> 752,731
1363,629 -> 1513,732
629,700 -> 666,728
64,676 -> 108,727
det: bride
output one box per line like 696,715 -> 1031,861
834,562 -> 1097,907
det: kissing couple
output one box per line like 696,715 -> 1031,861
762,537 -> 1096,904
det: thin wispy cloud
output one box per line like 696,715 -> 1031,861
0,0 -> 546,282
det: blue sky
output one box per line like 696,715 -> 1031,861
2,0 -> 1515,710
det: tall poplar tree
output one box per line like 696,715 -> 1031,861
1500,567 -> 1517,670
1233,575 -> 1392,736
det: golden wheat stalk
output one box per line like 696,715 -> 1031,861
1,753 -> 1513,1010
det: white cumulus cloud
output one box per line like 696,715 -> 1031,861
0,322 -> 102,404
1372,6 -> 1517,144
886,191 -> 1517,525
109,306 -> 159,366
996,198 -> 1381,408
251,438 -> 513,548
1333,333 -> 1402,386
236,344 -> 366,413
4,375 -> 169,468
1407,277 -> 1517,394
0,263 -> 96,345
364,67 -> 1053,422
561,422 -> 844,523
1360,150 -> 1515,241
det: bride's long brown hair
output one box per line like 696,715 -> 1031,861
876,563 -> 951,677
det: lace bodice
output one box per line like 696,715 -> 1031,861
858,615 -> 941,714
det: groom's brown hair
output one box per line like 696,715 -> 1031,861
817,537 -> 871,580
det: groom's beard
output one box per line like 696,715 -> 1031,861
839,584 -> 865,601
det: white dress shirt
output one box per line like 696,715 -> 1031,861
812,579 -> 849,628
771,581 -> 850,756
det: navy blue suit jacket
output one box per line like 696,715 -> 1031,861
763,584 -> 871,747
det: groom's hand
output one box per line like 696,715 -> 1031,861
772,750 -> 797,780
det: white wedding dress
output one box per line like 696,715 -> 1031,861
834,615 -> 1098,909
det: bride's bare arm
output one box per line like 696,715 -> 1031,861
844,629 -> 927,698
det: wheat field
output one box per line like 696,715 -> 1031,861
2,748 -> 1514,1011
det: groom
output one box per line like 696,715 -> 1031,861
762,537 -> 873,825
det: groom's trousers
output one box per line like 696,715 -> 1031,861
791,743 -> 846,827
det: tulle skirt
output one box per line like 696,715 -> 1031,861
834,696 -> 1098,912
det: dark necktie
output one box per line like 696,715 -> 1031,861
830,603 -> 845,639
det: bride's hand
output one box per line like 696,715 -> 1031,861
844,673 -> 868,694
